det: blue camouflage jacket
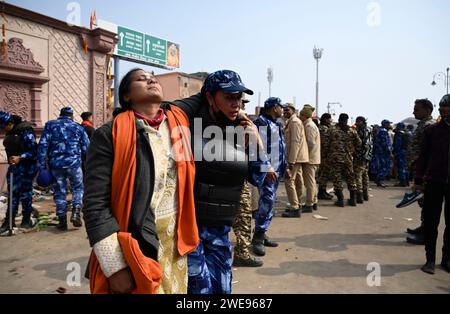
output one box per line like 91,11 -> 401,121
37,116 -> 90,169
393,130 -> 409,156
373,127 -> 392,158
253,114 -> 288,177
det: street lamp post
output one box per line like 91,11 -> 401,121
431,67 -> 450,95
327,102 -> 342,115
267,67 -> 274,98
313,46 -> 324,116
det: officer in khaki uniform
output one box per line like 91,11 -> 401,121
281,103 -> 309,218
299,105 -> 321,213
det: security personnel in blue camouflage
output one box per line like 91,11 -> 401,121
373,119 -> 393,188
37,107 -> 90,231
179,70 -> 268,295
0,112 -> 38,234
252,97 -> 288,256
393,122 -> 410,187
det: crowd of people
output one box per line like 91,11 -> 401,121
0,109 -> 93,233
0,68 -> 449,294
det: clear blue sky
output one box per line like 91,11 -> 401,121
10,0 -> 450,124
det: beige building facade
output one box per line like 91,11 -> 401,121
155,72 -> 207,102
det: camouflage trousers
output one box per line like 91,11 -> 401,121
7,164 -> 38,216
353,161 -> 369,192
232,181 -> 252,259
51,167 -> 84,218
331,161 -> 357,191
188,226 -> 233,294
318,159 -> 333,189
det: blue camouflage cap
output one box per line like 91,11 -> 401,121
60,107 -> 74,116
264,97 -> 286,109
0,111 -> 12,129
381,119 -> 392,125
396,122 -> 405,129
203,70 -> 254,95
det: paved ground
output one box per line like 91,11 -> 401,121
0,183 -> 449,294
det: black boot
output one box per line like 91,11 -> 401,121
363,189 -> 369,201
356,192 -> 364,204
334,190 -> 344,207
421,260 -> 435,275
325,191 -> 334,199
264,234 -> 278,247
301,205 -> 313,213
20,212 -> 35,229
376,181 -> 387,188
252,231 -> 266,256
348,190 -> 357,207
0,212 -> 16,234
70,205 -> 83,228
394,180 -> 408,187
406,233 -> 425,245
232,255 -> 263,267
406,224 -> 423,235
318,188 -> 333,200
282,208 -> 301,218
56,215 -> 68,231
313,204 -> 318,211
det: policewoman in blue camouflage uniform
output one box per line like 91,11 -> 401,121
175,70 -> 268,294
393,122 -> 410,187
37,107 -> 90,231
0,111 -> 38,233
373,119 -> 393,187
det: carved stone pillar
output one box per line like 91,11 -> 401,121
0,38 -> 49,128
30,83 -> 43,126
87,29 -> 116,127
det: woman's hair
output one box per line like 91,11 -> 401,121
118,68 -> 144,111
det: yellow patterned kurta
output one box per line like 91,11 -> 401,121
138,117 -> 188,294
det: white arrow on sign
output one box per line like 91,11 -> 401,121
146,39 -> 151,53
119,32 -> 125,46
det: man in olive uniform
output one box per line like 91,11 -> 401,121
353,117 -> 373,203
318,113 -> 334,200
328,114 -> 362,207
232,99 -> 263,268
406,98 -> 435,245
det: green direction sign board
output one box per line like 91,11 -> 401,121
116,26 -> 179,68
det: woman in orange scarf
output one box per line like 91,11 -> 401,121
83,68 -> 199,294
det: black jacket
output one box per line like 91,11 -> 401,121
415,120 -> 450,186
82,124 -> 95,140
83,119 -> 158,259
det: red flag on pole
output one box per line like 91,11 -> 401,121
90,10 -> 97,30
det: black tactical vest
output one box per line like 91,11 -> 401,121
193,112 -> 249,227
3,122 -> 32,157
